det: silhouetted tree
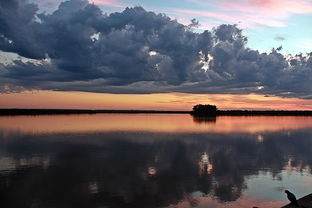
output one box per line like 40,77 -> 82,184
191,104 -> 217,116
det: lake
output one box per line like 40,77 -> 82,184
0,114 -> 312,208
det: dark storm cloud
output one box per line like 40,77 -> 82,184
0,0 -> 311,98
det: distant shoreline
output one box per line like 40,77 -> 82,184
0,109 -> 190,116
1,109 -> 312,116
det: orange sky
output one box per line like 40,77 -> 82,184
0,90 -> 312,110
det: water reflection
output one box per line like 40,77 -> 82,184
192,116 -> 217,124
0,115 -> 312,208
1,114 -> 312,133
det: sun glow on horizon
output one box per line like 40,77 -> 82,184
0,90 -> 311,111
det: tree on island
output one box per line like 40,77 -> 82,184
191,104 -> 217,116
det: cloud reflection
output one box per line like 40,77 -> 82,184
0,126 -> 312,207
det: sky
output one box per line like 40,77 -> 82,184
30,0 -> 312,54
0,0 -> 312,110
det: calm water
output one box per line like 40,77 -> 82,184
0,114 -> 312,208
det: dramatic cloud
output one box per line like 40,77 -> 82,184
0,0 -> 311,98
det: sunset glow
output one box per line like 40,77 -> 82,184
1,90 -> 312,110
